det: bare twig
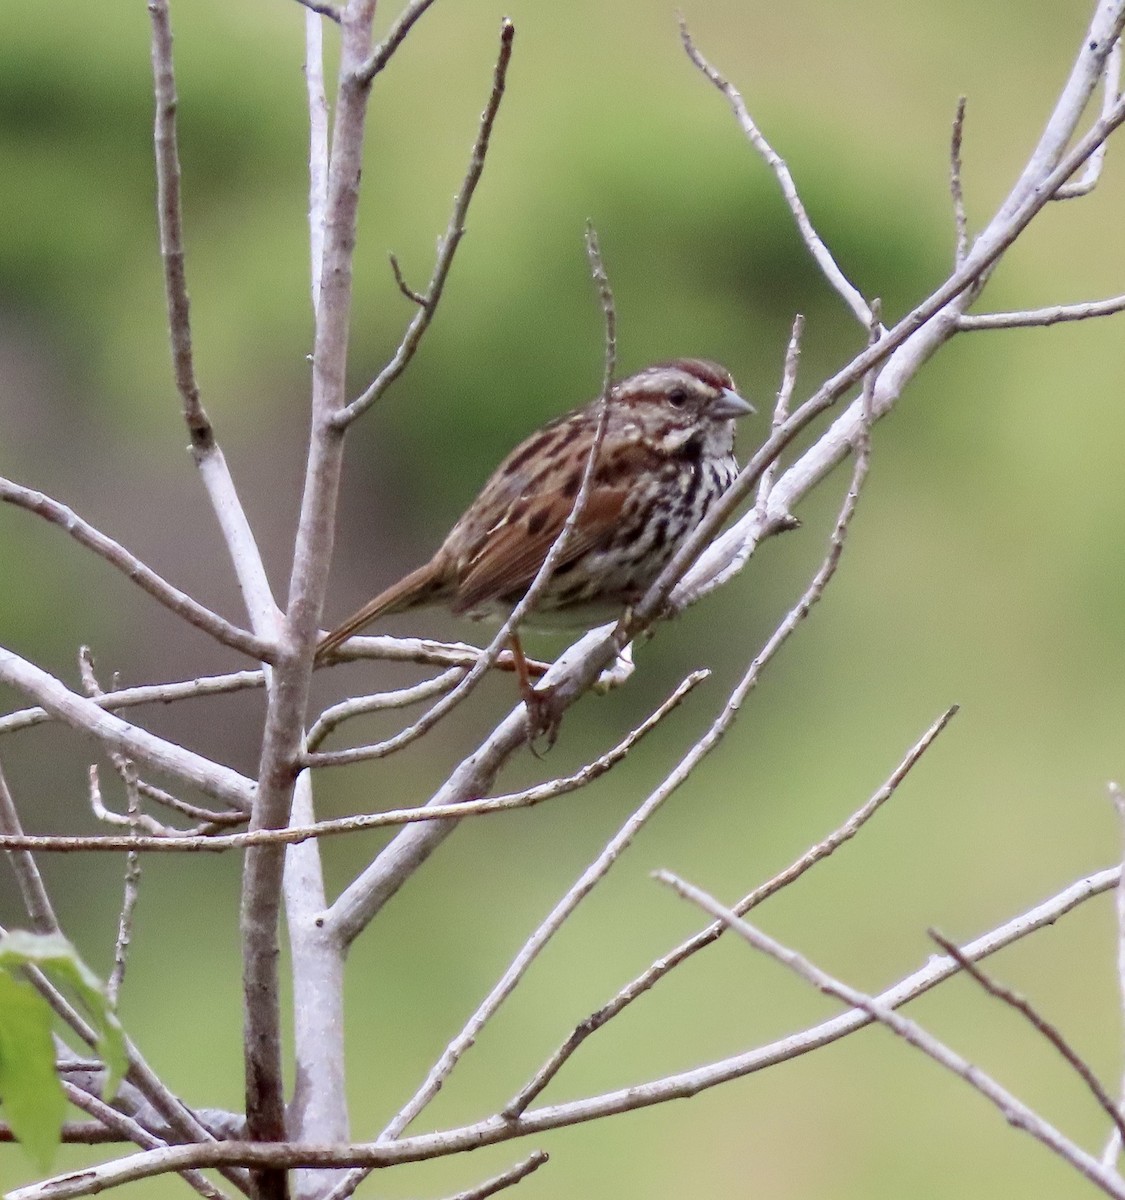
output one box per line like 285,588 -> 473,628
294,0 -> 341,25
754,313 -> 802,517
1056,35 -> 1122,198
306,6 -> 330,312
505,703 -> 957,1116
929,929 -> 1125,1145
1104,781 -> 1125,1168
305,669 -> 464,752
0,757 -> 59,934
339,19 -> 515,426
0,646 -> 544,739
0,669 -> 266,737
950,96 -> 968,267
680,18 -> 878,330
658,872 -> 1125,1200
433,1153 -> 548,1200
88,765 -> 176,837
148,0 -> 211,449
317,634 -> 548,673
107,765 -> 144,1006
958,293 -> 1125,329
389,252 -> 427,305
356,0 -> 441,83
61,1081 -> 233,1200
0,479 -> 273,662
0,649 -> 255,811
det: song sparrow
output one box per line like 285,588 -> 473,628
318,358 -> 754,662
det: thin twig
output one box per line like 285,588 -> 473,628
1056,35 -> 1122,199
658,872 -> 1125,1200
87,764 -> 182,837
356,0 -> 440,83
0,758 -> 59,933
950,96 -> 968,267
306,669 -> 464,752
439,1152 -> 549,1200
1104,781 -> 1125,1168
929,929 -> 1125,1146
0,651 -> 257,812
108,765 -> 144,1006
306,4 -> 330,311
505,703 -> 957,1116
958,293 -> 1125,329
294,0 -> 341,24
389,252 -> 427,305
0,479 -> 273,662
148,0 -> 212,449
339,18 -> 515,426
755,313 -> 802,516
680,18 -> 878,331
61,1081 -> 232,1200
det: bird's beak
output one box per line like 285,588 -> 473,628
713,387 -> 755,419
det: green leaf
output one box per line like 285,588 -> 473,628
0,970 -> 65,1169
0,931 -> 127,1100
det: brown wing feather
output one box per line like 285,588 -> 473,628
453,484 -> 627,615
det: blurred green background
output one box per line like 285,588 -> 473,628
2,0 -> 1125,1196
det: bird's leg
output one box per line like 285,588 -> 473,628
508,633 -> 563,751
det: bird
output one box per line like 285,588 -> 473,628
317,358 -> 754,686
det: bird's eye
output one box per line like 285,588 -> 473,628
667,386 -> 689,408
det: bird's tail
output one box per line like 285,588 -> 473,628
316,560 -> 447,661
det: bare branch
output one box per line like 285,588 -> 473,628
929,929 -> 1125,1145
0,757 -> 59,933
388,252 -> 427,306
505,703 -> 957,1116
61,1081 -> 233,1200
0,649 -> 256,812
305,669 -> 464,752
679,18 -> 878,330
1104,781 -> 1125,1169
356,0 -> 441,83
1056,34 -> 1123,199
658,871 -> 1125,1200
319,634 -> 548,674
0,669 -> 265,738
306,7 -> 330,312
435,1153 -> 548,1200
950,96 -> 968,267
294,0 -> 341,25
148,0 -> 211,449
107,765 -> 144,1006
0,478 -> 274,662
89,764 -> 174,837
959,293 -> 1125,329
339,18 -> 515,427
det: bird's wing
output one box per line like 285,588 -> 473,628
448,429 -> 652,619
